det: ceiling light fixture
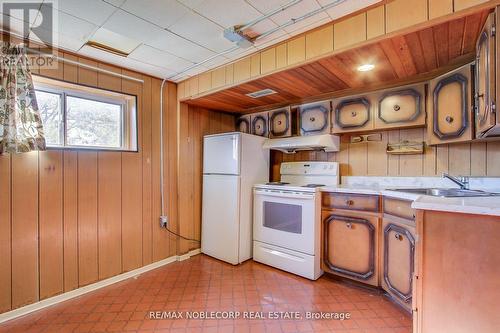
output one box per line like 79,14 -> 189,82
86,41 -> 130,57
357,64 -> 375,72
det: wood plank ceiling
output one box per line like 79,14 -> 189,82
185,9 -> 490,114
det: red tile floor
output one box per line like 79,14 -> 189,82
0,255 -> 412,333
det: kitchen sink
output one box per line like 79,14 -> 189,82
386,188 -> 500,197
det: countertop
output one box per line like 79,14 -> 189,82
321,185 -> 500,217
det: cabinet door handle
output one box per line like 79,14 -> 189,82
393,104 -> 401,111
309,117 -> 315,122
351,111 -> 357,117
345,199 -> 354,206
395,233 -> 403,241
277,120 -> 282,125
445,116 -> 454,123
346,222 -> 352,229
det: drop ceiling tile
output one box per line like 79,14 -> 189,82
148,30 -> 215,62
33,7 -> 98,41
58,0 -> 117,26
0,2 -> 40,24
102,0 -> 127,7
244,19 -> 278,37
254,30 -> 289,49
318,0 -> 381,20
271,0 -> 321,25
284,15 -> 330,35
121,0 -> 190,29
168,10 -> 234,52
177,0 -> 206,9
193,0 -> 262,28
102,8 -> 165,44
129,44 -> 194,71
1,13 -> 28,37
245,0 -> 292,15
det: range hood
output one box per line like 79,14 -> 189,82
263,134 -> 340,153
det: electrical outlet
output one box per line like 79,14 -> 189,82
160,216 -> 168,228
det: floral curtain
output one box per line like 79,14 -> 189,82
0,42 -> 45,154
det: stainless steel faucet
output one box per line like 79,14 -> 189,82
442,173 -> 470,190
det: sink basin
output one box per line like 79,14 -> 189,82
387,188 -> 500,197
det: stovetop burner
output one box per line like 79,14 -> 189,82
265,182 -> 290,185
302,184 -> 326,188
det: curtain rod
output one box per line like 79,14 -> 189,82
27,48 -> 144,84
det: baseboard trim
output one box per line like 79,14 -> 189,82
0,249 -> 201,324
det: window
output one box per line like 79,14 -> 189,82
34,76 -> 137,151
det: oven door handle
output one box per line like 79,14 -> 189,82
254,190 -> 315,200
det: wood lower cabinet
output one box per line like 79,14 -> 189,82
236,114 -> 251,134
428,64 -> 473,145
475,10 -> 499,138
250,112 -> 269,137
299,100 -> 331,135
332,96 -> 374,133
269,107 -> 291,138
322,209 -> 380,286
375,84 -> 426,130
381,217 -> 415,312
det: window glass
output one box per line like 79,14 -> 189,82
36,90 -> 63,145
66,96 -> 122,148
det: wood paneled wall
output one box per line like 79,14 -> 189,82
270,128 -> 500,181
178,104 -> 236,254
0,51 -> 179,313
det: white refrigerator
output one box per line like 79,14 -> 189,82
202,132 -> 269,265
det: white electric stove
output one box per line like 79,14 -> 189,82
253,161 -> 339,280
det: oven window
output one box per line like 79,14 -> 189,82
263,202 -> 302,234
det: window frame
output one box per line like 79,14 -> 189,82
33,75 -> 138,152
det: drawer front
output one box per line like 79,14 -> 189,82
322,192 -> 380,212
299,101 -> 331,135
383,197 -> 416,221
382,219 -> 416,311
323,212 -> 379,286
269,107 -> 291,138
378,87 -> 423,125
335,97 -> 371,129
236,115 -> 251,134
428,64 -> 473,144
251,112 -> 269,137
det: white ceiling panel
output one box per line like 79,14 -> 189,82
0,2 -> 40,25
177,0 -> 206,9
129,44 -> 194,71
148,30 -> 215,62
169,10 -> 234,52
318,0 -> 382,20
102,0 -> 127,8
121,0 -> 190,28
245,0 -> 292,15
0,13 -> 28,37
32,5 -> 97,41
102,8 -> 165,44
58,0 -> 117,26
270,0 -> 322,25
283,12 -> 330,34
193,0 -> 262,28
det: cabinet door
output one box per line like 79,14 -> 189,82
251,112 -> 269,137
375,85 -> 425,130
322,212 -> 379,286
428,64 -> 473,145
332,97 -> 373,133
269,107 -> 291,138
382,218 -> 415,312
299,101 -> 331,135
475,12 -> 496,137
236,115 -> 251,134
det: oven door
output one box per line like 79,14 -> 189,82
253,189 -> 316,255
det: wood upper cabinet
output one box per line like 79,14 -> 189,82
322,210 -> 380,286
269,107 -> 291,138
381,217 -> 415,312
375,84 -> 426,130
298,100 -> 331,135
332,96 -> 374,133
475,11 -> 498,138
428,64 -> 473,145
236,114 -> 251,134
251,112 -> 269,137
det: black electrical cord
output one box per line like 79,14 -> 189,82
164,226 -> 200,243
